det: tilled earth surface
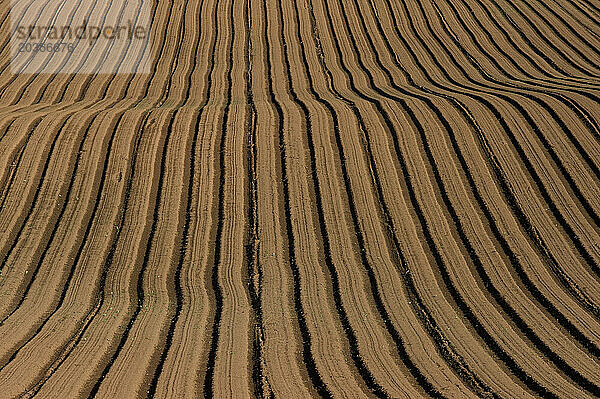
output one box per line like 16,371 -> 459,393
0,0 -> 599,397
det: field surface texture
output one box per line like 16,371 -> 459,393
0,0 -> 599,397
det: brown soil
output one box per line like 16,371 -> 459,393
0,0 -> 599,397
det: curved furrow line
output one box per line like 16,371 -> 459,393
427,0 -> 600,237
0,0 -> 117,106
84,1 -> 194,396
274,0 -> 420,395
562,0 -> 600,24
390,0 -> 596,391
0,51 -> 146,334
440,0 -> 600,143
5,0 -> 180,396
19,110 -> 147,397
0,0 -> 145,110
201,0 -> 233,394
389,0 -> 600,283
0,115 -> 75,278
459,0 -> 600,91
17,0 -> 132,107
143,0 -> 206,395
366,0 -> 600,326
0,0 -> 63,98
426,0 -> 600,313
314,0 -> 599,395
243,2 -> 268,396
23,97 -> 169,396
386,0 -> 598,392
0,119 -> 40,211
316,6 -> 567,396
426,0 -> 600,334
444,0 -> 590,87
0,0 -> 153,143
368,0 -> 600,361
367,0 -> 600,325
545,0 -> 600,41
0,2 -> 167,392
0,116 -> 102,330
139,0 -> 221,396
292,0 -> 494,396
504,0 -> 600,66
348,0 -> 600,388
452,0 -> 600,154
1,51 -> 159,394
0,119 -> 17,146
577,0 -> 600,17
0,0 -> 153,340
244,0 -> 335,396
0,0 -> 599,397
478,0 -> 600,80
0,0 -> 133,281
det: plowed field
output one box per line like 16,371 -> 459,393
1,0 -> 599,397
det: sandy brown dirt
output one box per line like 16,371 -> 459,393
0,0 -> 599,397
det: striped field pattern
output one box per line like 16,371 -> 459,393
0,0 -> 599,397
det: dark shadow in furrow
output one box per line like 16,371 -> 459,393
328,0 -> 543,398
564,0 -> 600,22
0,0 -> 125,126
1,0 -> 112,103
1,2 -> 165,393
378,0 -> 600,372
0,0 -> 147,249
577,0 -> 600,16
145,0 -> 207,396
317,0 -> 594,396
366,0 -> 600,394
447,0 -> 600,145
0,0 -> 118,188
0,120 -> 40,210
368,0 -> 600,368
429,0 -> 600,318
0,117 -> 70,277
2,0 -> 142,115
28,105 -> 156,395
0,120 -> 16,145
22,0 -> 126,106
393,0 -> 600,279
246,93 -> 264,398
201,0 -> 233,395
296,0 -> 485,396
0,0 -> 65,97
343,0 -> 548,398
428,0 -> 600,239
86,0 -> 188,396
25,113 -> 147,397
0,0 -> 99,275
275,0 -> 391,396
429,0 -> 600,281
505,0 -> 600,67
367,0 -> 600,324
243,2 -> 270,397
0,0 -> 126,279
0,119 -> 33,194
246,0 -> 332,397
449,0 -> 600,92
0,0 -> 139,330
369,0 -> 600,395
444,0 -> 600,120
480,0 -> 600,80
545,0 -> 600,41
